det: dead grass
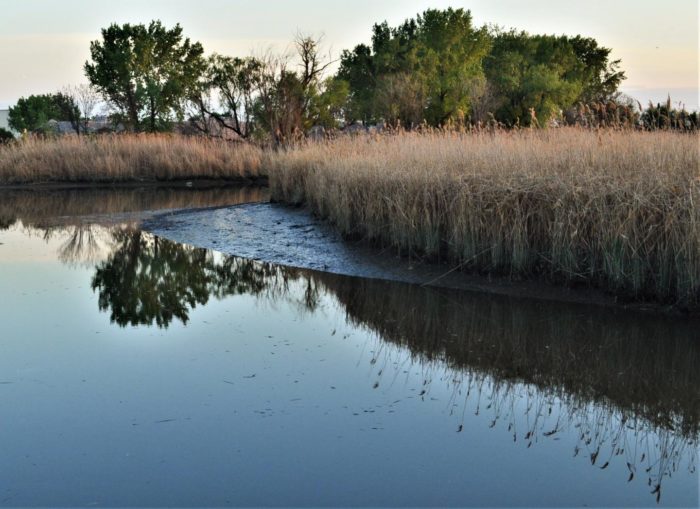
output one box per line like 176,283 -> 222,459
268,129 -> 700,308
0,134 -> 265,185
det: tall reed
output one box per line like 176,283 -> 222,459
0,134 -> 264,185
269,129 -> 700,308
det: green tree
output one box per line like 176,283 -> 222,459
308,77 -> 350,128
337,44 -> 375,124
84,21 -> 206,132
189,54 -> 263,139
8,94 -> 62,133
337,8 -> 491,127
484,31 -> 625,126
52,92 -> 82,134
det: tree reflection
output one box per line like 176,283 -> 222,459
58,225 -> 112,266
93,230 -> 208,327
91,228 -> 301,327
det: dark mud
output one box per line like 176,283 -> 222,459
143,202 -> 679,314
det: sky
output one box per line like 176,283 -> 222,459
0,0 -> 698,109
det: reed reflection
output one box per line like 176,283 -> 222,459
0,185 -> 268,231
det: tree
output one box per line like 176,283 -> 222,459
307,77 -> 349,129
374,72 -> 425,126
84,21 -> 206,132
52,92 -> 82,134
337,8 -> 491,127
484,31 -> 625,126
337,44 -> 375,123
189,54 -> 263,139
250,35 -> 338,144
8,94 -> 62,133
63,84 -> 101,134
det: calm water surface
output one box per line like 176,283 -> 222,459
0,188 -> 697,507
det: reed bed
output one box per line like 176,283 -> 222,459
0,134 -> 264,184
269,129 -> 700,308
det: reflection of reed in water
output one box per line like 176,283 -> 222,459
356,329 -> 696,502
315,275 -> 699,436
0,186 -> 268,230
35,226 -> 699,500
317,275 -> 698,502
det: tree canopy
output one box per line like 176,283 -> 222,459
8,93 -> 81,133
84,21 -> 206,132
338,8 -> 491,126
336,9 -> 627,128
484,30 -> 625,126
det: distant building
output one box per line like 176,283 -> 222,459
0,109 -> 18,136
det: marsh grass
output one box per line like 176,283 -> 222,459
269,129 -> 700,308
0,134 -> 264,185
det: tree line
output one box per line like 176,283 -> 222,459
5,9 -> 698,140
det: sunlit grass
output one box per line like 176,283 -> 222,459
268,129 -> 700,308
0,134 -> 264,184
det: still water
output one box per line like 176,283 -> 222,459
0,188 -> 697,507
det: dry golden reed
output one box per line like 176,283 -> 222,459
0,134 -> 264,184
268,129 -> 700,308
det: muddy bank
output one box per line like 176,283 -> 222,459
143,202 -> 687,314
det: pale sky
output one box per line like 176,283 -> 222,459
0,0 -> 698,109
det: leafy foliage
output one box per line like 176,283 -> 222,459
484,31 -> 625,126
339,10 -> 626,128
338,8 -> 491,126
9,94 -> 63,133
85,21 -> 206,132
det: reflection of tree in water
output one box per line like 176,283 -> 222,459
91,229 -> 314,327
58,225 -> 115,266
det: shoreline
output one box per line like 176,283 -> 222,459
142,201 -> 698,318
1,180 -> 696,316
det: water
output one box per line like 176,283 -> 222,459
0,188 -> 697,507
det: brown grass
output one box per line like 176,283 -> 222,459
0,134 -> 264,185
268,129 -> 700,308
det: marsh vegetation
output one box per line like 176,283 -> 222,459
0,134 -> 264,185
269,129 -> 700,309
